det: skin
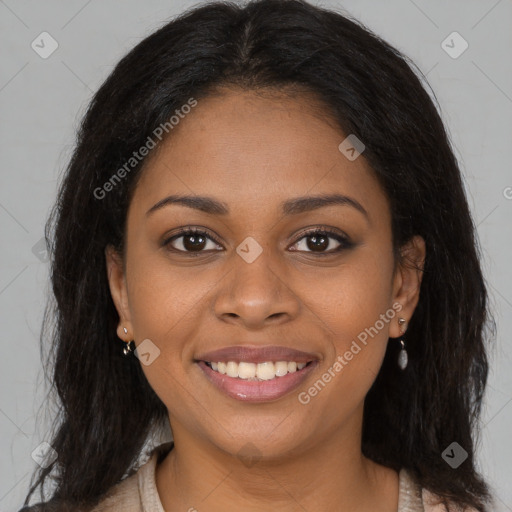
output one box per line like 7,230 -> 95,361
106,87 -> 426,512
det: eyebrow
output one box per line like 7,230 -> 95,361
146,193 -> 370,222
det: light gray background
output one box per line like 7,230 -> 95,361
1,0 -> 511,510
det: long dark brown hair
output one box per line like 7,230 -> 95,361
21,0 -> 496,510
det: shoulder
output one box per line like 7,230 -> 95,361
15,472 -> 141,512
399,468 -> 479,512
422,488 -> 479,512
19,442 -> 174,512
17,502 -> 87,511
17,473 -> 142,512
89,471 -> 141,512
91,441 -> 173,512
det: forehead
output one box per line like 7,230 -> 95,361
130,88 -> 389,224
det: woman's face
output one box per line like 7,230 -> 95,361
107,87 -> 425,460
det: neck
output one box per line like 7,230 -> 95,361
155,407 -> 399,512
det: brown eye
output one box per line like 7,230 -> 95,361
290,229 -> 353,254
164,228 -> 223,253
163,226 -> 353,256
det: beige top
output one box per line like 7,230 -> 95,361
88,442 -> 470,512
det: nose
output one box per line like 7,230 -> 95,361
213,250 -> 300,330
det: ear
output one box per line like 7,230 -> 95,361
105,244 -> 133,341
389,235 -> 426,338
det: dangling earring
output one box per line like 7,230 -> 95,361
122,326 -> 135,356
397,317 -> 408,370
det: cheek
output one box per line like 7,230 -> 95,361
311,248 -> 394,379
125,247 -> 212,376
315,248 -> 394,335
126,249 -> 199,339
295,258 -> 394,429
124,267 -> 197,409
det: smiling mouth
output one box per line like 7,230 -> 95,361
194,345 -> 320,400
196,359 -> 318,402
202,360 -> 313,381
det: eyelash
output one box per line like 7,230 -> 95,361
162,226 -> 353,256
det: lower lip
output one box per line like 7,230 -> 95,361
196,360 -> 318,402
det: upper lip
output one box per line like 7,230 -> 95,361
195,345 -> 319,364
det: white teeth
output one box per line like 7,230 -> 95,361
226,361 -> 238,378
205,360 -> 310,380
275,361 -> 288,377
238,362 -> 256,379
257,362 -> 275,380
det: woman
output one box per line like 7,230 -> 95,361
20,0 -> 495,510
